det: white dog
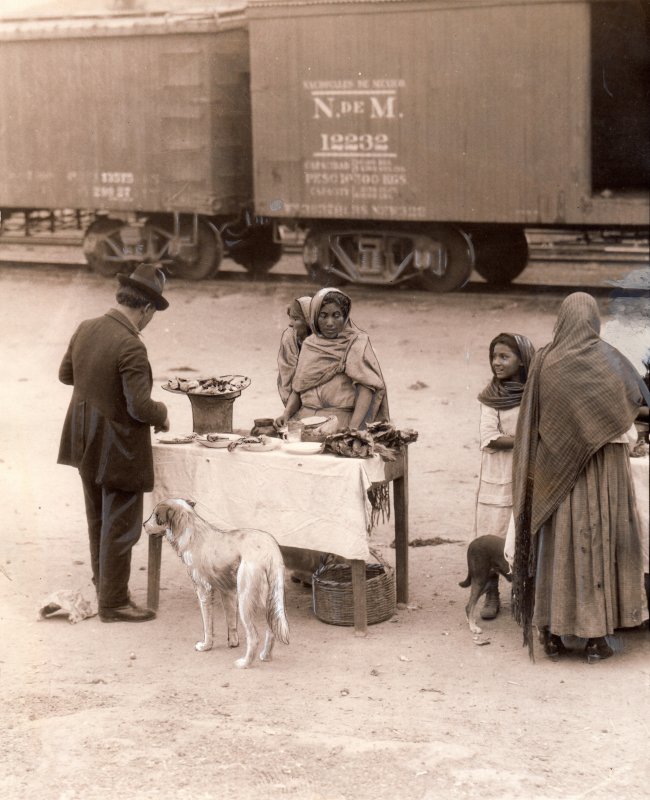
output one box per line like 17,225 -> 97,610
144,498 -> 289,668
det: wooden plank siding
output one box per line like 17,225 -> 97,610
248,0 -> 649,226
0,24 -> 251,215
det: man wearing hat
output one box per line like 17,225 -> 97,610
58,263 -> 170,622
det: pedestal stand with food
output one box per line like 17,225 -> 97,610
162,375 -> 251,434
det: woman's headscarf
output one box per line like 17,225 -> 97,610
511,292 -> 647,653
294,296 -> 312,327
292,288 -> 389,421
477,332 -> 535,410
308,287 -> 354,337
277,295 -> 313,404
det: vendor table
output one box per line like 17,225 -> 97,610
147,441 -> 409,634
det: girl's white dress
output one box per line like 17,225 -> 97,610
475,404 -> 519,538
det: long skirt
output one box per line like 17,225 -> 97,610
533,443 -> 648,639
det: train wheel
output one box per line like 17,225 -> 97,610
226,224 -> 283,277
83,218 -> 125,277
416,225 -> 475,292
302,230 -> 347,287
470,227 -> 529,285
167,219 -> 223,281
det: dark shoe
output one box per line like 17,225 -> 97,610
586,637 -> 613,664
99,603 -> 156,623
480,576 -> 500,620
542,629 -> 567,661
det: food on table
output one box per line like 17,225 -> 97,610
365,421 -> 419,448
227,435 -> 283,452
227,435 -> 263,452
196,433 -> 241,449
323,423 -> 418,460
163,375 -> 251,395
323,429 -> 384,459
157,434 -> 197,444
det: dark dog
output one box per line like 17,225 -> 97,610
279,546 -> 343,586
459,534 -> 512,634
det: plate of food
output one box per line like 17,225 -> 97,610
157,434 -> 197,445
230,435 -> 283,453
196,433 -> 241,449
283,442 -> 324,456
162,375 -> 251,398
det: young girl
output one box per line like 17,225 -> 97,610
277,296 -> 312,405
474,332 -> 535,620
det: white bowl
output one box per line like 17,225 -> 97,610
283,442 -> 323,456
196,433 -> 241,449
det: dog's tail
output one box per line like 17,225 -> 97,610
266,556 -> 290,645
458,573 -> 471,588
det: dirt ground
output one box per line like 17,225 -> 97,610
1,255 -> 648,800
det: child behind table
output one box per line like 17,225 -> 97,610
277,296 -> 312,406
474,332 -> 535,620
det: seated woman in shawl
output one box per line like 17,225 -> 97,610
277,296 -> 312,405
474,332 -> 535,621
511,292 -> 649,664
274,288 -> 389,431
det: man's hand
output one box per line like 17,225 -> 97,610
155,416 -> 170,433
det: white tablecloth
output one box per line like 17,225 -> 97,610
149,442 -> 389,561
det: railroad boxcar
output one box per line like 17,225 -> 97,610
0,8 -> 280,278
248,0 -> 650,290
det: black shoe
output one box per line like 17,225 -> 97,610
480,577 -> 500,620
586,637 -> 613,664
542,630 -> 567,661
99,603 -> 156,623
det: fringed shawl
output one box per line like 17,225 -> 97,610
511,292 -> 646,655
477,333 -> 535,410
292,288 -> 389,423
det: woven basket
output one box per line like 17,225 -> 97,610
312,562 -> 396,626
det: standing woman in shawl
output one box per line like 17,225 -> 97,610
277,296 -> 312,405
474,332 -> 535,620
275,288 -> 389,431
512,293 -> 649,663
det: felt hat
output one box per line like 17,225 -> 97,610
117,262 -> 169,310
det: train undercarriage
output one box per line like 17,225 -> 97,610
1,208 -> 646,290
0,208 -> 283,280
300,222 -> 529,291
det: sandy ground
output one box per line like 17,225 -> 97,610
1,255 -> 648,800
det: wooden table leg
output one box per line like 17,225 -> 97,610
350,559 -> 368,637
393,449 -> 409,606
147,534 -> 163,611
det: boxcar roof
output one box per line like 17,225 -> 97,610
0,5 -> 246,40
247,0 -> 620,13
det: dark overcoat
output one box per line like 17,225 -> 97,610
58,309 -> 167,492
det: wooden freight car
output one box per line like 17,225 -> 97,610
248,0 -> 650,290
0,8 -> 279,278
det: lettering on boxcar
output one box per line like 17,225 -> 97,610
304,80 -> 410,213
92,171 -> 136,202
369,96 -> 396,119
311,90 -> 398,121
